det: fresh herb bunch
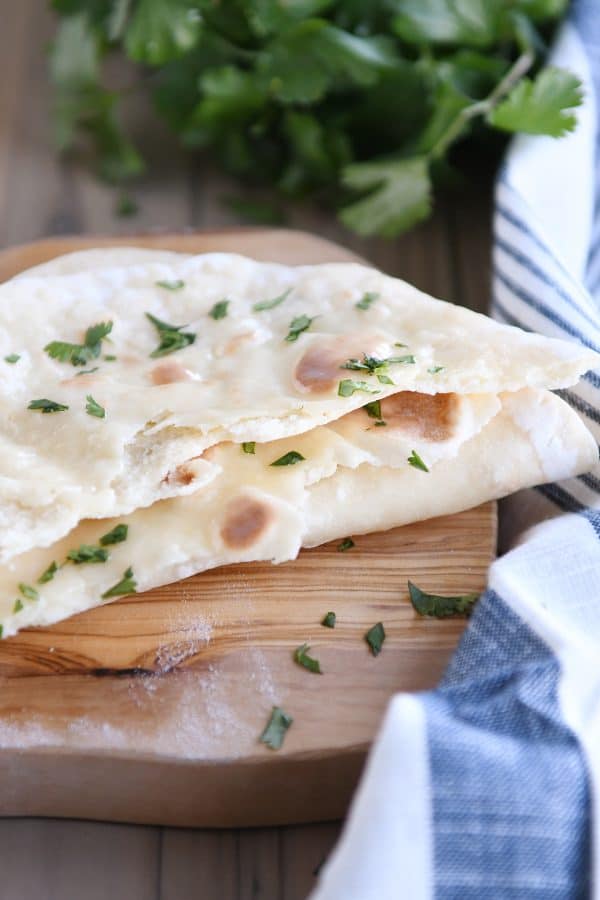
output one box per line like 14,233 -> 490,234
50,0 -> 581,237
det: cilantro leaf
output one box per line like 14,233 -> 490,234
253,288 -> 292,312
45,320 -> 112,367
4,354 -> 19,364
13,599 -> 23,614
156,279 -> 185,291
284,314 -> 315,343
38,561 -> 59,584
86,394 -> 106,418
338,379 -> 380,398
356,291 -> 379,310
19,583 -> 39,602
294,642 -> 322,674
393,0 -> 503,47
260,705 -> 293,750
146,312 -> 196,357
364,400 -> 382,420
341,157 -> 432,238
102,566 -> 137,598
338,537 -> 354,552
209,299 -> 229,320
242,442 -> 256,454
408,450 -> 429,472
67,544 -> 109,565
28,399 -> 69,414
270,450 -> 305,466
321,611 -> 336,628
365,622 -> 385,656
489,66 -> 583,137
100,524 -> 128,546
408,580 -> 479,617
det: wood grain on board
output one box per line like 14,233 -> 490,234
0,229 -> 496,828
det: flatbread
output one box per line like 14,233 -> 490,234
0,388 -> 595,638
0,252 -> 596,561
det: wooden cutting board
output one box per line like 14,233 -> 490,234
0,229 -> 496,827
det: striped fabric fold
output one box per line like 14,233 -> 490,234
311,2 -> 600,898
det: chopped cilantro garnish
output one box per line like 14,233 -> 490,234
19,583 -> 39,602
270,450 -> 305,466
252,288 -> 291,312
338,379 -> 380,398
356,291 -> 379,310
260,706 -> 293,751
85,394 -> 106,418
338,537 -> 354,552
76,367 -> 99,376
155,279 -> 184,291
321,611 -> 336,628
408,581 -> 479,618
242,442 -> 256,454
102,566 -> 137,599
38,561 -> 58,584
146,312 -> 196,358
284,314 -> 315,343
45,321 -> 112,367
104,355 -> 117,362
67,544 -> 109,565
428,365 -> 445,374
365,622 -> 385,656
28,399 -> 69,414
4,354 -> 19,364
294,643 -> 322,674
99,524 -> 128,546
209,299 -> 229,320
407,450 -> 429,472
13,598 -> 23,614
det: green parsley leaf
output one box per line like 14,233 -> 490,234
85,394 -> 106,418
4,354 -> 19,364
242,442 -> 256,454
428,365 -> 445,374
365,622 -> 385,656
393,0 -> 502,46
146,312 -> 196,358
209,299 -> 229,320
284,314 -> 315,343
45,321 -> 113,367
28,399 -> 69,414
294,642 -> 322,674
338,537 -> 354,552
38,561 -> 58,584
125,0 -> 202,66
364,400 -> 382,420
341,354 -> 415,374
341,157 -> 432,238
407,450 -> 429,472
260,705 -> 293,751
99,524 -> 128,546
102,566 -> 137,599
489,67 -> 583,137
338,379 -> 380,398
19,583 -> 39,602
408,580 -> 479,618
270,450 -> 305,466
13,598 -> 23,614
155,279 -> 185,291
252,288 -> 292,312
321,611 -> 336,628
67,544 -> 109,565
356,291 -> 379,310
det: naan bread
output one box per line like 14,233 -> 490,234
0,388 -> 595,638
0,252 -> 596,561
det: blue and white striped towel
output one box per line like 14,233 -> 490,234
310,2 -> 600,897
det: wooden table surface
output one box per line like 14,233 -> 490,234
0,2 -> 492,898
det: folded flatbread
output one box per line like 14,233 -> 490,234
0,251 -> 597,562
0,387 -> 595,638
